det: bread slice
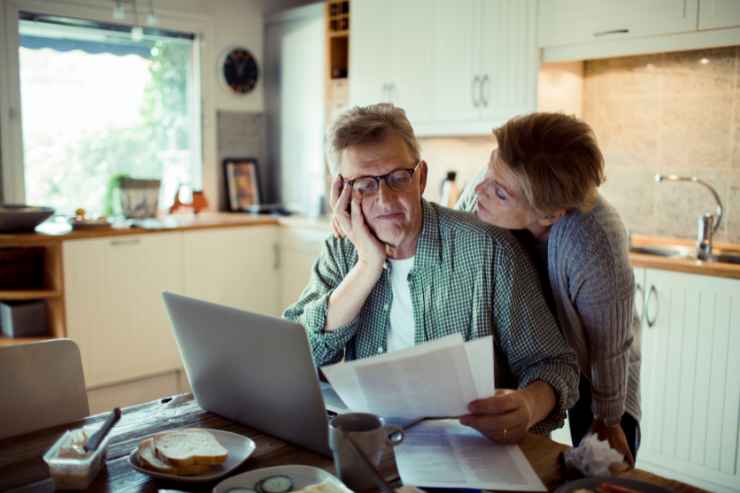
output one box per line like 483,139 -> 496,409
137,438 -> 176,474
137,436 -> 217,476
153,429 -> 228,467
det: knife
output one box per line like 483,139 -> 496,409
85,407 -> 122,452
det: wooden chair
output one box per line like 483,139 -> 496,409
0,339 -> 89,440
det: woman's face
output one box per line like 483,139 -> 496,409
474,150 -> 541,231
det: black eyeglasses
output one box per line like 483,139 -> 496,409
345,162 -> 421,196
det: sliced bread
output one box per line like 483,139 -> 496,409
137,436 -> 217,476
137,438 -> 176,474
153,428 -> 228,467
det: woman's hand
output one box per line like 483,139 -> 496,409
459,389 -> 533,444
332,180 -> 386,271
592,419 -> 635,468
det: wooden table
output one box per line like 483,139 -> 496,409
0,394 -> 706,493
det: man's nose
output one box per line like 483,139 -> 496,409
376,179 -> 398,204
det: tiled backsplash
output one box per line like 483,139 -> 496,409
420,47 -> 740,244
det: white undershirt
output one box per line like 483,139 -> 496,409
386,257 -> 416,353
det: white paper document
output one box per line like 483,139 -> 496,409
322,334 -> 495,418
395,419 -> 546,492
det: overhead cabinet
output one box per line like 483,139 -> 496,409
699,0 -> 740,30
538,0 -> 740,62
350,0 -> 538,136
538,0 -> 699,47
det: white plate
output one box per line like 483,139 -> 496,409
128,428 -> 256,482
213,465 -> 349,493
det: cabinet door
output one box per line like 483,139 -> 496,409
390,0 -> 435,125
538,0 -> 699,47
349,0 -> 392,106
432,0 -> 480,125
638,269 -> 740,491
64,234 -> 184,388
279,227 -> 328,312
183,226 -> 280,317
478,0 -> 538,126
699,0 -> 740,30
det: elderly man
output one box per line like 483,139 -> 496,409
284,103 -> 578,443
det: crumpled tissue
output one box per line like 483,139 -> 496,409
563,433 -> 625,477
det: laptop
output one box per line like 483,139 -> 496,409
162,291 -> 337,456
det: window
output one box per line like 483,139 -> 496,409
18,13 -> 201,215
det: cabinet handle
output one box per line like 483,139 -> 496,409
273,243 -> 280,271
110,238 -> 140,247
635,282 -> 644,323
389,83 -> 397,104
593,28 -> 629,37
480,74 -> 489,107
645,285 -> 658,328
471,76 -> 480,108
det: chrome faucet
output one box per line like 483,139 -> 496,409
655,174 -> 724,260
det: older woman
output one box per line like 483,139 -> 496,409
456,112 -> 640,464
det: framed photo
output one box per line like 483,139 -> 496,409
223,158 -> 261,212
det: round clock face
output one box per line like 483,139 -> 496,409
222,48 -> 259,94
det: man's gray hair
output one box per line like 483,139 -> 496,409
325,103 -> 421,175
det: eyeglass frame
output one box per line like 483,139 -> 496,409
343,161 -> 423,196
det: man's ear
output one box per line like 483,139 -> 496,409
418,161 -> 428,194
538,208 -> 566,227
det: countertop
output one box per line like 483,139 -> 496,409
630,235 -> 740,280
1,215 -> 738,280
0,213 -> 280,245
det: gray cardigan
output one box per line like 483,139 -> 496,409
458,179 -> 641,423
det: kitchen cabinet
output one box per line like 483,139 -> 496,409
64,226 -> 281,389
63,233 -> 184,388
699,0 -> 740,30
350,0 -> 537,136
538,0 -> 699,47
279,225 -> 327,312
183,226 -> 280,317
349,0 -> 434,125
636,268 -> 740,493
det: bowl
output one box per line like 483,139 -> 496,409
0,205 -> 55,233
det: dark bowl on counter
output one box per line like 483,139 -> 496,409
0,205 -> 55,233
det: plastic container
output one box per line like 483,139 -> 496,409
43,426 -> 112,490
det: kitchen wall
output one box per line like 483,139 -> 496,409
419,48 -> 740,244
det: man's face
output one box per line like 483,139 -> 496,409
339,132 -> 427,255
474,150 -> 537,230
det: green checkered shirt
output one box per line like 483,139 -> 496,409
283,200 -> 579,433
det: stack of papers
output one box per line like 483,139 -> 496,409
322,334 -> 494,417
322,334 -> 545,492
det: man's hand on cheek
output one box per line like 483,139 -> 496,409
460,389 -> 534,444
334,186 -> 386,271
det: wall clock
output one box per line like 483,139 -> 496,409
221,47 -> 259,94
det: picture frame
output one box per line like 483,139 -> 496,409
223,158 -> 261,212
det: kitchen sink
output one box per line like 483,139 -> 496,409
630,245 -> 740,265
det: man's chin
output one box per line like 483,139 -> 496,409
372,225 -> 404,247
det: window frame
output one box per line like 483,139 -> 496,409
0,0 -> 214,205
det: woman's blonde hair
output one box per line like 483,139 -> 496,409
326,103 -> 420,175
493,112 -> 605,214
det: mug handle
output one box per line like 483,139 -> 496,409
385,426 -> 404,446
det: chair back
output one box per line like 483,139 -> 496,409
0,339 -> 89,440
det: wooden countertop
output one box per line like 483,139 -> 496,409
0,393 -> 707,493
1,217 -> 739,280
630,235 -> 740,280
0,213 -> 280,245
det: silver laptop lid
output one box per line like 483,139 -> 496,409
162,291 -> 330,456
